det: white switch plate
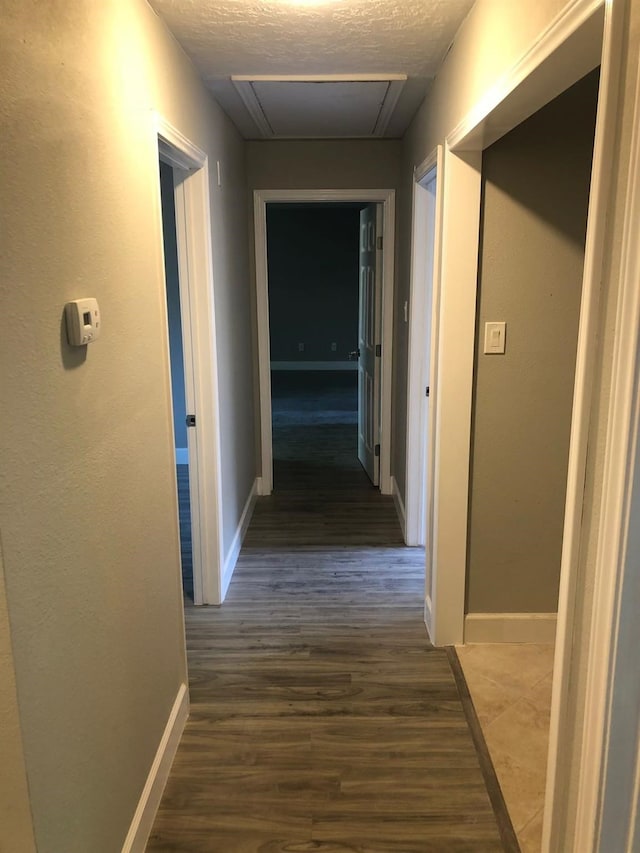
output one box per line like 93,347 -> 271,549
484,321 -> 506,354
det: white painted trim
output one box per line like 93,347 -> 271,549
424,595 -> 434,644
121,683 -> 188,853
542,2 -> 624,849
373,79 -> 407,136
428,144 -> 482,647
156,115 -> 225,607
233,73 -> 408,83
569,20 -> 640,851
231,79 -> 273,138
405,147 -> 444,548
414,150 -> 438,184
174,448 -> 188,465
256,476 -> 265,497
254,189 -> 396,496
448,0 -> 604,152
391,475 -> 406,540
221,479 -> 258,600
270,361 -> 357,371
463,613 -> 557,644
427,2 -> 606,647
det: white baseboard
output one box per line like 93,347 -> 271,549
270,361 -> 357,371
221,479 -> 258,600
464,612 -> 557,643
391,475 -> 406,539
121,683 -> 188,853
174,448 -> 188,465
424,596 -> 434,644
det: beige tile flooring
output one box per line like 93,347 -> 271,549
456,643 -> 555,853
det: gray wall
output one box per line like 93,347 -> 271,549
160,161 -> 188,450
466,71 -> 599,614
0,2 -> 253,850
247,140 -> 402,191
396,0 -> 573,510
267,205 -> 360,363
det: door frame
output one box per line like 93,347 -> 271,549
155,115 -> 225,605
415,0 -> 624,846
253,188 -> 396,495
570,40 -> 640,852
427,0 -> 612,648
405,146 -> 444,547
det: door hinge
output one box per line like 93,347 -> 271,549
376,236 -> 383,251
375,343 -> 382,357
186,414 -> 196,427
426,386 -> 430,397
374,443 -> 380,457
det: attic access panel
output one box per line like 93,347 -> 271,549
232,75 -> 406,138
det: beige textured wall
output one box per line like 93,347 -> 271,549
247,140 -> 402,190
0,2 -> 252,851
395,0 -> 571,503
466,71 -> 599,614
0,545 -> 36,852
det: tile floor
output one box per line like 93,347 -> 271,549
456,643 -> 555,853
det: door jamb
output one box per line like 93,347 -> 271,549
417,0 -> 623,847
405,147 -> 444,548
253,188 -> 396,495
155,115 -> 225,605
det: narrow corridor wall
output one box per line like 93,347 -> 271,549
0,2 -> 253,850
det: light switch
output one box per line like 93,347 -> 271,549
484,321 -> 506,354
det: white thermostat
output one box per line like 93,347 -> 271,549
65,298 -> 101,346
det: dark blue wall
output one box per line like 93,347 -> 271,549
267,205 -> 360,362
159,161 -> 188,450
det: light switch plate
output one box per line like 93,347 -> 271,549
484,321 -> 506,354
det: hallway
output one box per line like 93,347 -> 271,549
147,407 -> 513,852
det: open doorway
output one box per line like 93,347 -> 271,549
454,67 -> 600,851
254,188 -> 396,497
155,117 -> 225,606
159,160 -> 193,600
405,149 -> 443,551
267,203 -> 360,490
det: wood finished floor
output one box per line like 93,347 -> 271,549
150,398 -> 506,852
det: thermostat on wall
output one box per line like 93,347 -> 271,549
65,298 -> 101,346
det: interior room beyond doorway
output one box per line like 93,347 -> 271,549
267,203 -> 366,491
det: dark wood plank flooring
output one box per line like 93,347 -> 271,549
150,383 -> 508,851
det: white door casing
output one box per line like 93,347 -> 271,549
357,203 -> 381,485
405,147 -> 443,554
156,115 -> 225,606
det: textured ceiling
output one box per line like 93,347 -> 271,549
148,0 -> 476,138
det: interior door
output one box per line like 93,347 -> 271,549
423,171 -> 438,581
358,204 -> 381,485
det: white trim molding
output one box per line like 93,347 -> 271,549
448,0 -> 604,152
156,115 -> 225,607
430,0 -> 607,651
566,22 -> 640,852
464,613 -> 557,644
391,476 -> 406,540
221,479 -> 259,600
405,146 -> 444,549
253,188 -> 396,496
270,361 -> 357,371
542,0 -> 625,848
121,683 -> 188,853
